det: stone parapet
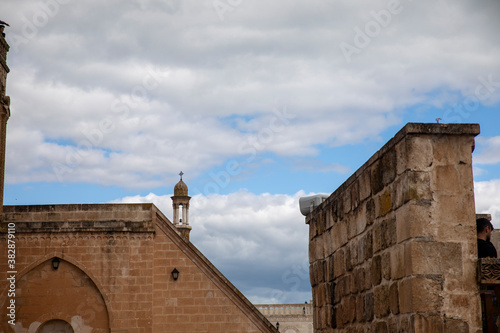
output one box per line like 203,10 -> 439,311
306,123 -> 482,332
1,203 -> 156,233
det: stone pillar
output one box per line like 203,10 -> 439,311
0,28 -> 10,218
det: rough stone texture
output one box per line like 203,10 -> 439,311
0,204 -> 278,333
305,123 -> 482,332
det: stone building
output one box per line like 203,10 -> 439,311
303,123 -> 484,332
0,27 -> 278,333
257,303 -> 313,333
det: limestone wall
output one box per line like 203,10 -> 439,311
305,123 -> 481,332
0,203 -> 277,333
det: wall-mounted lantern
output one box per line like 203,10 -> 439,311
52,257 -> 60,270
276,322 -> 279,331
171,268 -> 179,281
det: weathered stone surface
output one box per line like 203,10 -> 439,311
399,277 -> 443,313
374,285 -> 389,318
366,199 -> 376,226
406,135 -> 433,171
364,292 -> 374,322
406,241 -> 463,276
412,314 -> 444,333
444,318 -> 468,333
373,320 -> 388,333
371,160 -> 384,195
305,123 -> 482,332
396,203 -> 432,243
379,190 -> 392,217
334,249 -> 346,278
372,255 -> 382,286
381,252 -> 391,281
389,282 -> 399,315
381,148 -> 397,186
359,170 -> 372,201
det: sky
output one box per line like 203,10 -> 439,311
2,0 -> 500,304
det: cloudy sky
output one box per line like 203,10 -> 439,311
2,0 -> 500,304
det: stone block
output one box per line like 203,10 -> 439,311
389,282 -> 399,315
327,281 -> 336,306
355,203 -> 367,236
412,314 -> 444,333
399,277 -> 443,314
326,255 -> 335,282
310,262 -> 318,287
317,283 -> 327,307
433,165 -> 460,194
443,319 -> 468,333
364,292 -> 374,322
395,139 -> 406,175
407,171 -> 432,203
381,252 -> 391,281
344,190 -> 352,215
359,170 -> 372,201
370,160 -> 384,195
374,284 -> 389,318
366,199 -> 376,226
406,135 -> 433,171
331,222 -> 341,253
346,246 -> 353,272
385,218 -> 396,249
405,241 -> 463,276
371,255 -> 382,286
348,295 -> 356,323
350,241 -> 359,268
352,180 -> 360,211
339,219 -> 348,247
381,147 -> 397,186
434,193 -> 476,242
396,203 -> 433,243
372,321 -> 388,333
309,238 -> 318,263
379,190 -> 392,217
347,214 -> 357,240
364,265 -> 373,291
387,316 -> 398,333
356,293 -> 365,323
431,135 -> 475,167
334,249 -> 346,278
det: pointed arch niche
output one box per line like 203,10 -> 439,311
0,257 -> 110,333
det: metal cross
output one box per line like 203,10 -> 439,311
179,171 -> 184,180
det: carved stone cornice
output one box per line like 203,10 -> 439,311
478,258 -> 500,285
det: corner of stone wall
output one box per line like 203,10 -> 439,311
307,123 -> 481,332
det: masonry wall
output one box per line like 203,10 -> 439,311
0,203 -> 276,333
306,123 -> 482,332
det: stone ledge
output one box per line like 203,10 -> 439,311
0,204 -> 156,233
0,220 -> 155,233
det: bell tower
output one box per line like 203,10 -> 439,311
0,21 -> 10,218
171,171 -> 192,241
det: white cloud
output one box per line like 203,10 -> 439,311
112,190 -> 313,303
3,0 -> 499,188
475,136 -> 500,165
475,179 -> 500,228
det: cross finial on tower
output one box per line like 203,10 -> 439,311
179,171 -> 184,180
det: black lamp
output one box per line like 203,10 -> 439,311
171,268 -> 179,281
52,257 -> 60,270
276,322 -> 279,331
